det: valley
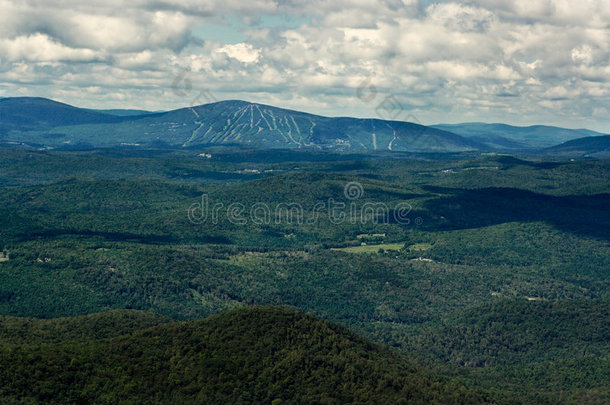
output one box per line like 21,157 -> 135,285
0,146 -> 608,403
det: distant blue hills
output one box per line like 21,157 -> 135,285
431,122 -> 606,149
0,97 -> 607,153
544,134 -> 610,158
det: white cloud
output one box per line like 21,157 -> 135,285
0,33 -> 101,62
216,43 -> 261,63
571,45 -> 594,65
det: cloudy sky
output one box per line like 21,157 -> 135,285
0,0 -> 608,131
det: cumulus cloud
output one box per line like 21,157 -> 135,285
0,33 -> 102,62
216,43 -> 261,63
571,45 -> 594,65
0,0 -> 608,131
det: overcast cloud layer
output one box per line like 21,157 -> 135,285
0,0 -> 608,131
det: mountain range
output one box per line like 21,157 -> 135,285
1,97 -> 607,153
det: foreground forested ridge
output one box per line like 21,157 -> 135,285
0,147 -> 608,403
0,306 -> 489,404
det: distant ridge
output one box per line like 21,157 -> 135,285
91,108 -> 156,117
544,135 -> 610,158
1,97 -> 606,153
0,97 -> 482,152
430,122 -> 607,149
0,97 -> 126,132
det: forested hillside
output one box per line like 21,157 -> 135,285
0,306 -> 488,404
0,147 -> 608,403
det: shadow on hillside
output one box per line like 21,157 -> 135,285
18,230 -> 232,245
419,186 -> 610,240
495,156 -> 565,170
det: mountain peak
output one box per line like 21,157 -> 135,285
1,97 -> 481,152
5,97 -> 603,153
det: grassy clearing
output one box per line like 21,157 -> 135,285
356,233 -> 386,239
331,243 -> 405,254
331,242 -> 432,254
407,243 -> 433,251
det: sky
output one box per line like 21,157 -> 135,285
0,0 -> 608,131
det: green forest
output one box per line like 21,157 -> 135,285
0,147 -> 608,404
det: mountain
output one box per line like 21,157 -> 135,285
90,108 -> 156,117
0,97 -> 126,133
4,97 -> 607,153
1,97 -> 482,152
0,306 -> 488,404
430,122 -> 607,149
544,135 -> 610,158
